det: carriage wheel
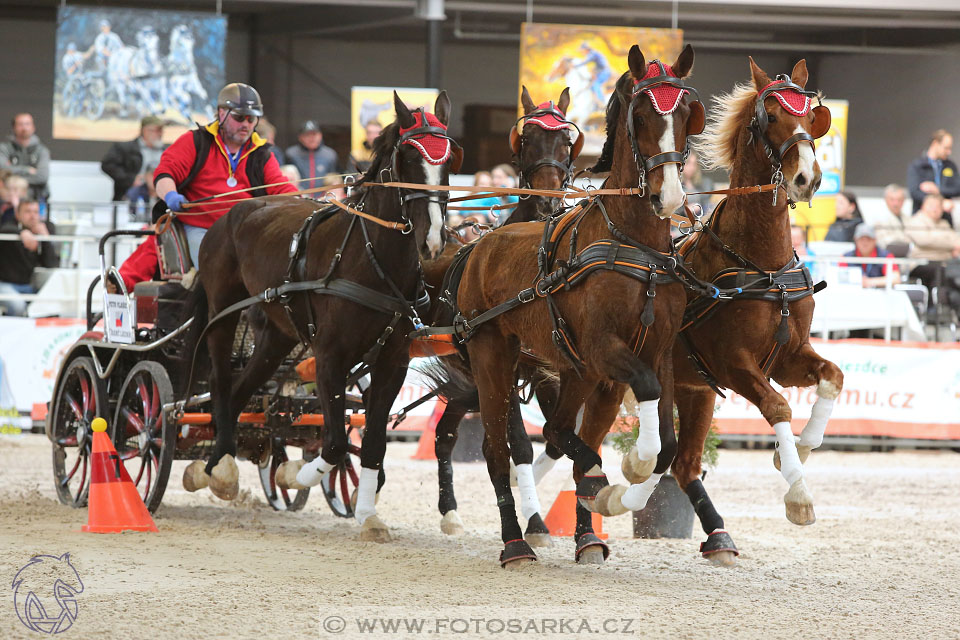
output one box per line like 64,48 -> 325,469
50,357 -> 105,508
321,425 -> 362,518
84,78 -> 106,120
111,362 -> 175,513
258,438 -> 310,511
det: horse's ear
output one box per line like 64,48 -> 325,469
748,56 -> 771,90
627,45 -> 646,81
394,91 -> 415,129
791,59 -> 809,89
520,85 -> 536,115
557,87 -> 571,115
433,90 -> 451,127
672,44 -> 695,79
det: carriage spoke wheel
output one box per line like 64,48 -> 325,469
111,362 -> 175,513
258,439 -> 310,512
321,425 -> 362,518
51,357 -> 104,508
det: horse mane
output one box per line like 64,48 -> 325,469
362,120 -> 401,182
588,71 -> 632,174
692,82 -> 758,172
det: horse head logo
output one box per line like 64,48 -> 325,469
12,553 -> 84,635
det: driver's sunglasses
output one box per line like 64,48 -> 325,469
230,113 -> 257,123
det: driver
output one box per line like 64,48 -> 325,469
153,82 -> 298,266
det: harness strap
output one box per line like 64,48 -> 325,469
678,331 -> 727,398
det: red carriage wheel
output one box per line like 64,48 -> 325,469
320,425 -> 362,518
50,357 -> 105,507
258,438 -> 310,511
111,361 -> 175,513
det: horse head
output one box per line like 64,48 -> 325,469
510,86 -> 583,218
136,26 -> 160,64
13,553 -> 84,634
378,91 -> 461,261
594,44 -> 703,219
747,57 -> 829,204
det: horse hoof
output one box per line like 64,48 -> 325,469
440,511 -> 465,536
706,551 -> 738,567
784,479 -> 816,526
774,442 -> 811,471
359,515 -> 391,543
275,460 -> 307,490
575,533 -> 609,564
621,447 -> 655,485
499,539 -> 537,568
182,460 -> 209,492
577,548 -> 606,565
208,454 -> 239,501
524,532 -> 553,548
595,484 -> 630,517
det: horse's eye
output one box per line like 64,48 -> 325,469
767,114 -> 777,124
636,116 -> 645,127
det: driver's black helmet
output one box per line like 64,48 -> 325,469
217,82 -> 263,117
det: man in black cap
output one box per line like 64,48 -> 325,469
284,120 -> 339,191
153,82 -> 296,266
101,115 -> 167,202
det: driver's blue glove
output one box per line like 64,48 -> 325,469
163,191 -> 187,212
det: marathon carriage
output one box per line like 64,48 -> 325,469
45,222 -> 365,517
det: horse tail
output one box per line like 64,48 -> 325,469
177,280 -> 209,399
415,358 -> 479,409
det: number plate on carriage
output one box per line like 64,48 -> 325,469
104,293 -> 136,344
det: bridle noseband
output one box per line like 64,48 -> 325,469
748,74 -> 830,205
626,61 -> 705,197
510,102 -> 584,192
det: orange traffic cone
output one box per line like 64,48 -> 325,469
542,480 -> 608,540
412,397 -> 447,460
82,418 -> 158,534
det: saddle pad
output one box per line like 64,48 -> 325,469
400,112 -> 451,165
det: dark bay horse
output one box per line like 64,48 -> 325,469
671,58 -> 842,565
450,45 -> 704,566
420,86 -> 580,543
180,92 -> 460,542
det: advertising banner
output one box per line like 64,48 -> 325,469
350,87 -> 440,171
792,99 -> 849,241
518,23 -> 683,158
54,6 -> 226,142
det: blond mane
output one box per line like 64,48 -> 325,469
692,82 -> 757,172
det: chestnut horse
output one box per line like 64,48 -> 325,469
421,86 -> 580,543
670,58 -> 842,565
179,92 -> 460,541
450,45 -> 704,566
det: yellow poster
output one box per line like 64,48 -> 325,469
350,86 -> 439,168
519,23 -> 683,157
792,99 -> 848,240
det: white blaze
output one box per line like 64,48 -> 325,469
423,160 -> 444,257
794,124 -> 816,189
657,117 -> 685,216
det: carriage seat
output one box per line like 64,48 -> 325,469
133,280 -> 188,330
157,216 -> 194,281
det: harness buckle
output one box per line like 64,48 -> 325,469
401,220 -> 414,235
518,288 -> 535,304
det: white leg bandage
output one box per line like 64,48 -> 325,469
532,452 -> 558,484
773,421 -> 803,486
620,473 -> 663,512
799,396 -> 834,449
515,463 -> 541,520
296,457 -> 334,487
635,399 -> 661,461
354,467 -> 379,525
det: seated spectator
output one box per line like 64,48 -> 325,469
0,199 -> 58,316
905,194 -> 960,315
791,224 -> 821,281
101,115 -> 166,202
682,150 -> 715,217
907,129 -> 959,225
258,117 -> 285,167
840,223 -> 899,288
873,183 -> 912,251
348,120 -> 383,174
0,113 -> 50,201
824,191 -> 863,242
0,174 -> 29,226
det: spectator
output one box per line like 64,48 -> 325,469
101,115 -> 167,202
873,183 -> 912,250
0,113 -> 50,201
905,194 -> 960,315
257,117 -> 285,167
491,163 -> 520,214
279,164 -> 301,184
682,150 -> 715,217
907,129 -> 960,223
824,190 -> 863,242
0,199 -> 58,316
348,120 -> 383,174
464,170 -> 500,225
840,223 -> 899,288
0,173 -> 27,226
285,120 -> 338,191
791,224 -> 821,281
